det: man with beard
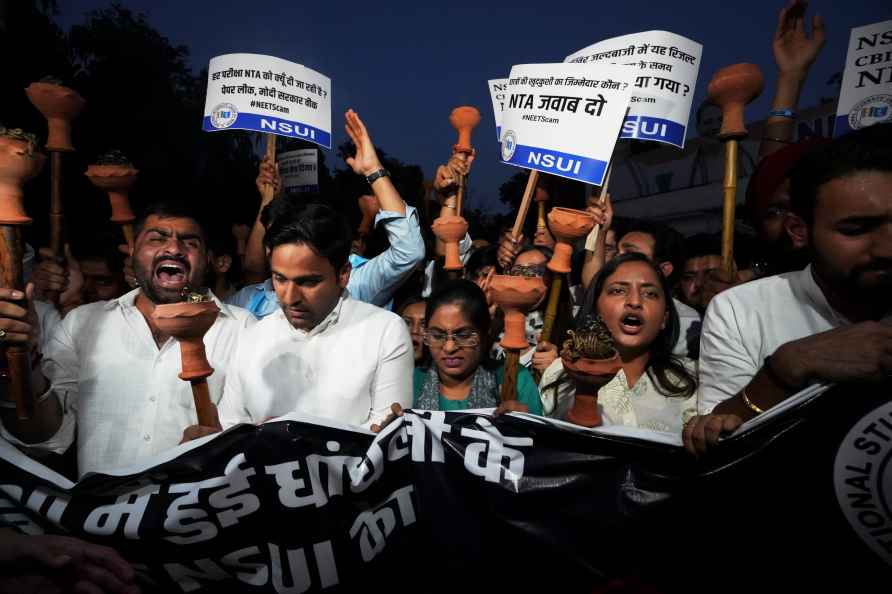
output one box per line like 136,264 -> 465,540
0,201 -> 254,476
686,125 -> 892,455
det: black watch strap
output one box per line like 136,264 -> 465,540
365,168 -> 390,185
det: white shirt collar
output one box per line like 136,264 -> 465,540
104,287 -> 235,318
281,290 -> 350,338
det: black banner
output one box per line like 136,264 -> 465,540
1,384 -> 890,593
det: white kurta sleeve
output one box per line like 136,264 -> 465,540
698,293 -> 759,414
0,312 -> 78,453
365,316 -> 414,429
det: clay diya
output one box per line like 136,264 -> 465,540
24,77 -> 85,152
490,275 -> 547,350
560,316 -> 623,427
449,106 -> 481,155
152,292 -> 220,427
432,215 -> 468,271
85,150 -> 139,249
547,207 -> 596,274
357,194 -> 380,237
707,63 -> 765,140
0,130 -> 45,225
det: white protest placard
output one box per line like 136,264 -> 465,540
500,63 -> 633,186
488,78 -> 508,141
566,31 -> 702,148
834,19 -> 892,137
202,53 -> 332,149
278,148 -> 319,193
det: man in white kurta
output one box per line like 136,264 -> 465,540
2,289 -> 252,476
0,204 -> 255,477
218,289 -> 412,430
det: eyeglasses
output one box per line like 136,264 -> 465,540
423,329 -> 480,348
507,264 -> 546,278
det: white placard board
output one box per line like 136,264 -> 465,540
566,31 -> 702,148
202,53 -> 332,149
278,148 -> 318,193
499,62 -> 633,186
834,20 -> 892,137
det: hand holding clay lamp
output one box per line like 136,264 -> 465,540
707,63 -> 764,278
151,289 -> 221,429
0,128 -> 45,419
24,76 -> 85,152
546,207 -> 596,274
490,272 -> 546,401
357,194 -> 380,237
85,150 -> 139,250
560,316 -> 622,427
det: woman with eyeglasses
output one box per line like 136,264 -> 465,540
540,253 -> 697,432
413,280 -> 542,414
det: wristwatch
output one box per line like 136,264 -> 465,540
365,168 -> 390,186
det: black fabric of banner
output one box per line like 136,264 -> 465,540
1,383 -> 890,593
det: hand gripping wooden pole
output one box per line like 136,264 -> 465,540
707,64 -> 764,280
584,164 -> 612,252
0,134 -> 45,419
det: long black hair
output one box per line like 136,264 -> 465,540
421,279 -> 495,370
579,252 -> 696,398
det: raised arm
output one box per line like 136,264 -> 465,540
242,157 -> 282,284
759,0 -> 825,159
580,192 -> 612,290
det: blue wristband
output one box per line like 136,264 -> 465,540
768,108 -> 796,119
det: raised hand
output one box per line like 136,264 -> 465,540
344,109 -> 384,177
585,191 -> 613,229
256,156 -> 281,205
773,0 -> 826,78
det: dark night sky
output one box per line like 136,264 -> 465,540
57,0 -> 891,213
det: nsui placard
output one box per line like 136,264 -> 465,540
835,19 -> 892,137
202,53 -> 332,149
566,31 -> 702,148
500,63 -> 633,186
488,78 -> 508,141
278,148 -> 319,193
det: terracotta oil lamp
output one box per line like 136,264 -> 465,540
450,106 -> 481,156
24,78 -> 85,152
560,317 -> 622,427
547,207 -> 596,274
0,132 -> 45,225
0,128 -> 44,420
707,63 -> 764,279
85,150 -> 139,250
707,63 -> 765,140
490,275 -> 547,350
152,292 -> 220,428
357,194 -> 380,237
432,215 -> 468,271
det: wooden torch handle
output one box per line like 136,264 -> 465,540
540,274 -> 563,346
499,349 -> 520,403
190,379 -> 218,429
721,139 -> 738,279
511,170 -> 540,239
44,151 -> 65,304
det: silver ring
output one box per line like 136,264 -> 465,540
0,329 -> 7,341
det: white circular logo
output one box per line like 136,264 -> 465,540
848,95 -> 892,130
833,399 -> 892,566
501,130 -> 517,161
210,103 -> 238,129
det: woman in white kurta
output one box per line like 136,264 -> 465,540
540,253 -> 698,434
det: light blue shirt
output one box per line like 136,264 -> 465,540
226,205 -> 425,318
